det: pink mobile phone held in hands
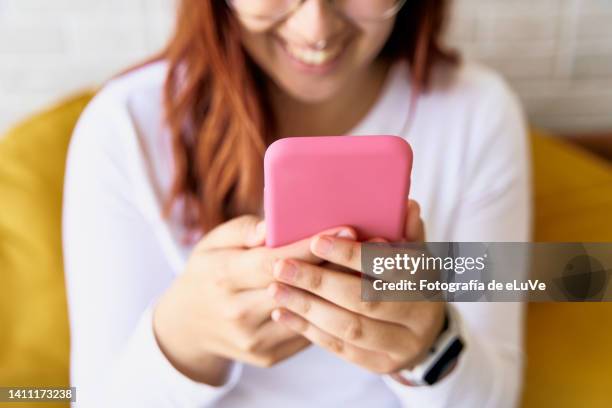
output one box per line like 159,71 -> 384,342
264,135 -> 413,248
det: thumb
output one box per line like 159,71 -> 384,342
404,200 -> 425,242
196,215 -> 266,251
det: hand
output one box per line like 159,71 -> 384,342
153,215 -> 353,386
268,200 -> 447,375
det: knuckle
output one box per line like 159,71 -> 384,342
228,215 -> 260,244
239,215 -> 257,233
254,353 -> 277,368
225,305 -> 250,324
346,243 -> 359,264
299,297 -> 312,315
257,252 -> 276,278
212,272 -> 232,291
308,268 -> 323,290
325,336 -> 345,354
342,317 -> 363,342
246,338 -> 264,354
237,336 -> 261,353
360,300 -> 381,314
236,214 -> 259,229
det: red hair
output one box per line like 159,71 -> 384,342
160,0 -> 458,234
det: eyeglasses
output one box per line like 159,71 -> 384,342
227,0 -> 407,23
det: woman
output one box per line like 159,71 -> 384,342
63,0 -> 530,406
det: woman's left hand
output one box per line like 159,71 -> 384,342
268,200 -> 447,375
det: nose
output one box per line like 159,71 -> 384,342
283,0 -> 344,47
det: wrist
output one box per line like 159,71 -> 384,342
153,300 -> 232,386
391,304 -> 464,386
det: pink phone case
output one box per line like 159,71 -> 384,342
264,135 -> 412,247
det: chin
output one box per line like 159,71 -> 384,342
287,87 -> 338,103
276,76 -> 344,104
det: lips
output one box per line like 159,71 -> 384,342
284,41 -> 343,66
276,36 -> 348,73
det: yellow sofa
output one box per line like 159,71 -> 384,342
1,93 -> 611,407
523,134 -> 612,408
0,93 -> 93,388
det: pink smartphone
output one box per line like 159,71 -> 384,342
264,135 -> 413,247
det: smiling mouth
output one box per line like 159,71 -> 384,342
277,36 -> 347,69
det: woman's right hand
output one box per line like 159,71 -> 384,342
153,215 -> 355,386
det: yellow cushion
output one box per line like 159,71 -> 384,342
522,132 -> 612,408
1,95 -> 611,407
0,92 -> 94,396
531,132 -> 612,241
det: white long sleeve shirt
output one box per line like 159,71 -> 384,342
63,59 -> 531,407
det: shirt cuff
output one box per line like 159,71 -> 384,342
109,305 -> 242,407
383,304 -> 507,408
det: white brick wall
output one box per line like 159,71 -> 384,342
448,0 -> 612,133
0,0 -> 176,132
1,0 -> 611,134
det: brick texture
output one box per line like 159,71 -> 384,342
1,0 -> 611,134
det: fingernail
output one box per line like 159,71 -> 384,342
371,237 -> 388,243
271,309 -> 282,322
268,283 -> 289,302
336,229 -> 355,239
313,236 -> 333,255
247,221 -> 265,244
266,284 -> 277,298
275,260 -> 297,283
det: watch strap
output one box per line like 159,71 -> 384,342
393,305 -> 464,386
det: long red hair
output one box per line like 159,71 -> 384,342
160,0 -> 457,235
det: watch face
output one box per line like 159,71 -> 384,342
424,337 -> 464,385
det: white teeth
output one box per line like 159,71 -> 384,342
285,43 -> 341,66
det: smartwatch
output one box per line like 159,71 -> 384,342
391,305 -> 464,386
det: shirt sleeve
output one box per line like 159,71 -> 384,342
62,91 -> 241,407
384,74 -> 530,408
